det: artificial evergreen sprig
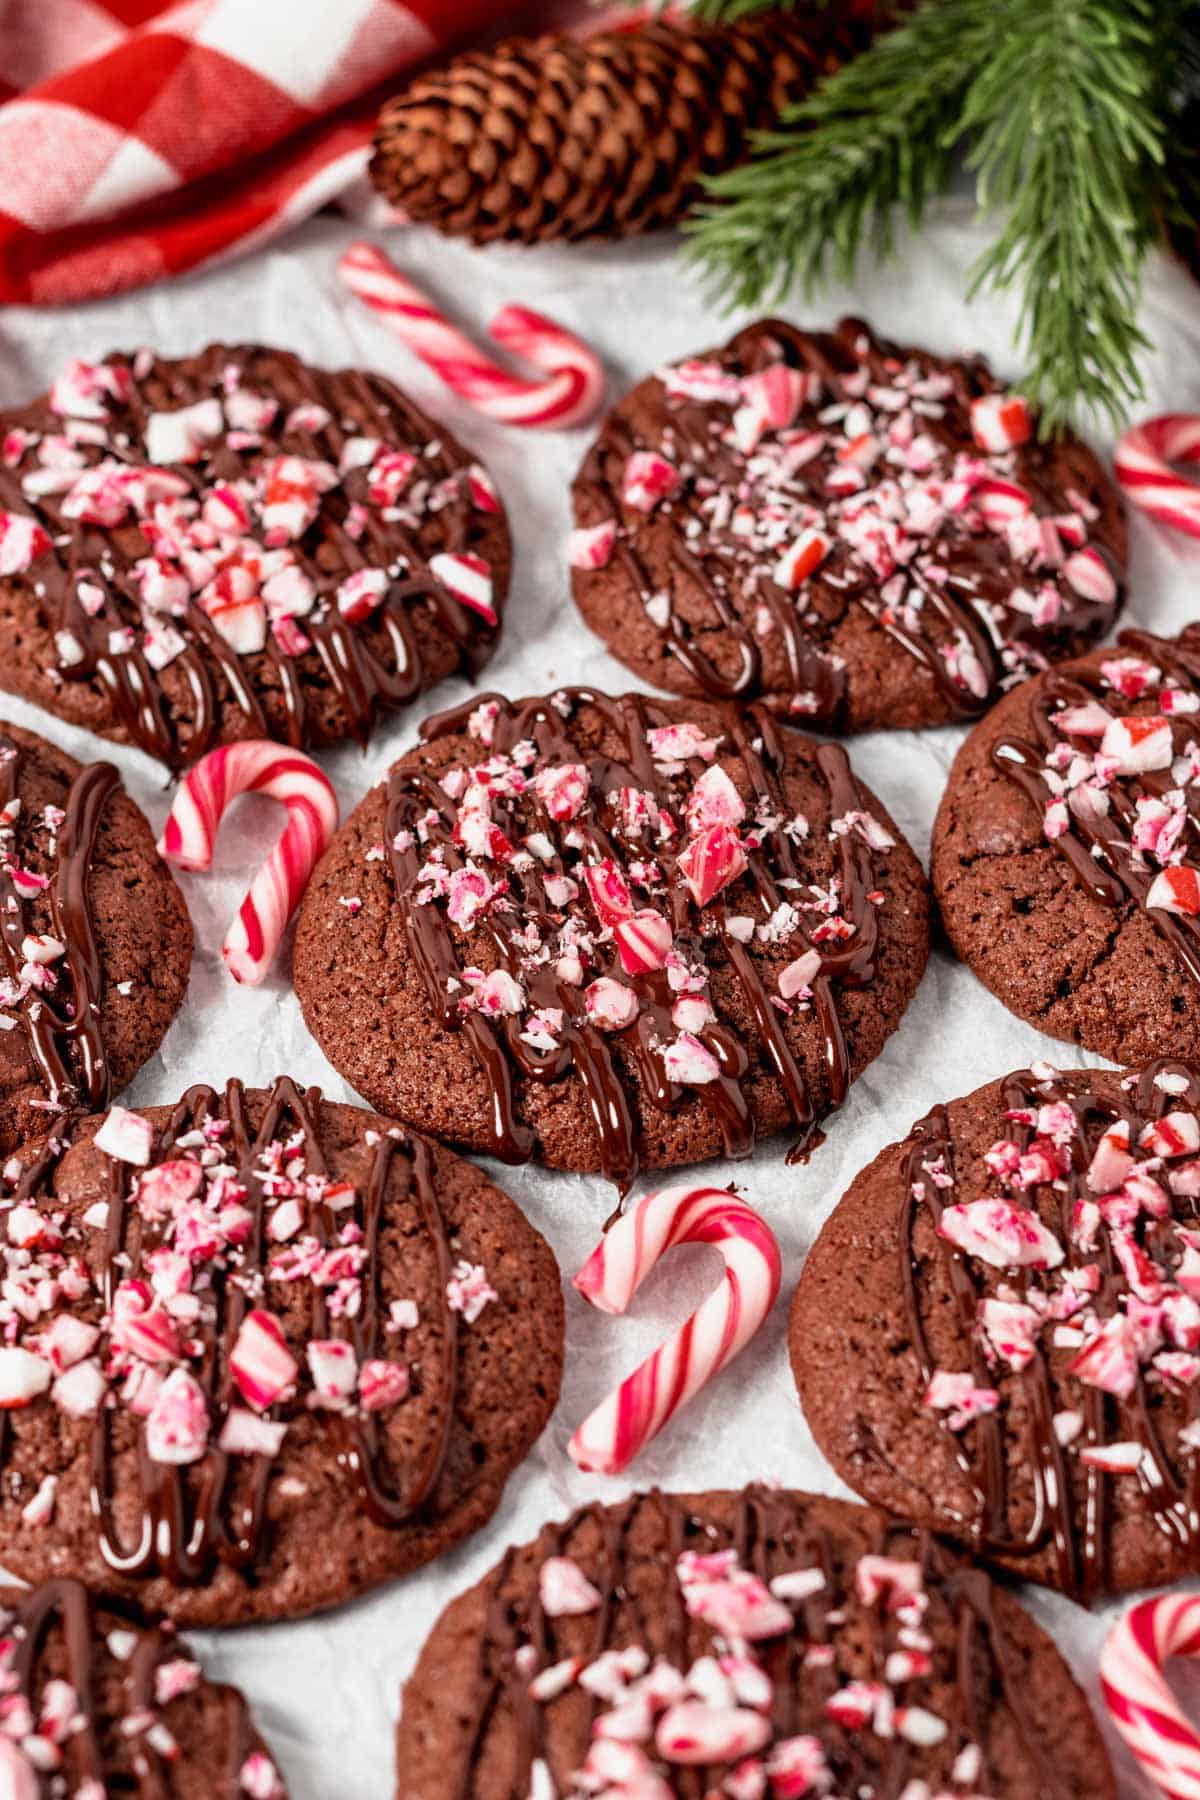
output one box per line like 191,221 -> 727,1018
687,0 -> 1192,432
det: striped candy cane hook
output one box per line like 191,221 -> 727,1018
338,241 -> 605,430
1100,1593 -> 1200,1798
568,1183 -> 781,1475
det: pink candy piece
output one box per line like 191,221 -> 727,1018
338,241 -> 605,430
159,741 -> 338,985
1115,414 -> 1200,539
1100,1593 -> 1200,1798
568,1183 -> 781,1475
0,1740 -> 37,1800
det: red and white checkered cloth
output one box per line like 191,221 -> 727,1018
0,0 -> 508,305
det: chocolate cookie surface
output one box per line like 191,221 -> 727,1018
0,345 -> 510,768
396,1485 -> 1114,1799
0,1078 -> 563,1627
792,1060 -> 1200,1598
570,316 -> 1125,731
0,721 -> 190,1157
293,688 -> 930,1192
932,625 -> 1200,1065
0,1576 -> 285,1796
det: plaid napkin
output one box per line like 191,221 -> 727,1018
0,0 -> 505,304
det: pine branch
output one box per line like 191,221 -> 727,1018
961,0 -> 1164,431
685,0 -> 992,309
687,0 -> 1181,430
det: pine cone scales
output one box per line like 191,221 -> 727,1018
370,14 -> 867,247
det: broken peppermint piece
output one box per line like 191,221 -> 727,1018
144,1368 -> 209,1466
970,391 -> 1032,452
937,1198 -> 1064,1269
685,764 -> 746,832
1069,1315 -> 1139,1398
1100,713 -> 1173,774
306,1339 -> 357,1409
774,528 -> 829,592
539,1556 -> 602,1617
656,1701 -> 771,1766
1063,546 -> 1118,604
533,762 -> 589,822
94,1105 -> 153,1165
229,1310 -> 298,1412
429,551 -> 496,625
662,1032 -> 721,1086
677,824 -> 748,907
1140,1111 -> 1200,1159
614,909 -> 673,975
0,511 -> 51,575
0,1346 -> 52,1408
446,1259 -> 497,1322
144,398 -> 223,465
621,451 -> 680,513
584,858 -> 634,925
1147,865 -> 1200,918
568,520 -> 617,569
584,976 -> 639,1031
779,949 -> 821,1001
336,567 -> 388,624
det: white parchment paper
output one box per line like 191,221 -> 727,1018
2,201 -> 1198,1798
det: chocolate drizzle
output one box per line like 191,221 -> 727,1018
994,625 -> 1200,986
1,1577 -> 258,1796
0,346 -> 504,768
437,1488 -> 1065,1799
3,1078 -> 460,1586
0,733 -> 116,1115
899,1060 -> 1200,1598
387,688 -> 889,1191
575,317 -> 1124,723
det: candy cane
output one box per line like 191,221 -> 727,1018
1099,1594 -> 1200,1798
568,1184 -> 781,1476
158,743 -> 338,986
1114,415 -> 1200,539
338,241 -> 605,430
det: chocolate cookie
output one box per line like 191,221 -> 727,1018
293,688 -> 930,1192
792,1060 -> 1200,1599
0,345 -> 510,768
0,1576 -> 285,1796
570,316 -> 1126,731
0,721 -> 190,1157
0,1078 -> 563,1627
395,1485 -> 1115,1799
932,625 -> 1200,1066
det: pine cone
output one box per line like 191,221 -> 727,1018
370,12 -> 873,247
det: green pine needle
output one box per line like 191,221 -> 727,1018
686,0 -> 1187,431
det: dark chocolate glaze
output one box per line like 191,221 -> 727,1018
0,733 -> 116,1114
899,1059 -> 1200,1599
0,346 -> 504,768
994,625 -> 1200,986
437,1487 -> 1063,1800
575,317 -> 1124,723
2,1078 -> 458,1586
388,688 -> 886,1192
2,1577 -> 258,1797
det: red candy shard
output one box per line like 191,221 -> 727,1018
677,824 -> 748,907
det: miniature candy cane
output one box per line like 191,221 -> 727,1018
338,241 -> 605,430
159,742 -> 338,986
1100,1593 -> 1200,1798
1114,415 -> 1200,539
568,1184 -> 781,1475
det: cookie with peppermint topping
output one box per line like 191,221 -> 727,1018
395,1485 -> 1114,1798
933,625 -> 1200,1067
570,317 -> 1125,732
0,720 -> 190,1158
0,346 -> 510,769
292,688 -> 930,1193
0,1078 -> 563,1626
0,1576 -> 285,1796
793,1060 -> 1200,1598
